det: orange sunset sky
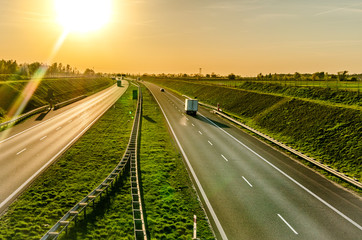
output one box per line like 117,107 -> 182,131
1,0 -> 362,76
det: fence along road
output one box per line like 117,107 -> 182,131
0,83 -> 129,214
41,83 -> 147,239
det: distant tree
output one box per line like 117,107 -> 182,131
84,68 -> 95,75
66,64 -> 71,74
206,74 -> 210,78
257,73 -> 263,80
294,72 -> 301,80
318,72 -> 325,80
338,71 -> 348,81
28,62 -> 41,75
19,64 -> 29,76
211,72 -> 217,78
228,73 -> 236,80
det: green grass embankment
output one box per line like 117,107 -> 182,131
144,77 -> 362,187
0,84 -> 136,240
0,77 -> 114,123
235,81 -> 362,106
140,84 -> 214,239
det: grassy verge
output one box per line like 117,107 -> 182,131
140,84 -> 215,239
0,84 -> 137,239
143,77 -> 361,191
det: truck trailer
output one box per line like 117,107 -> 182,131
185,99 -> 198,116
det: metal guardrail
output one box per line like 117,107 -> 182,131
41,83 -> 147,239
182,94 -> 362,189
40,154 -> 131,239
0,105 -> 49,130
53,95 -> 87,110
129,85 -> 147,240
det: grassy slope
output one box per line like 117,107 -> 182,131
140,85 -> 214,239
0,77 -> 114,122
143,77 -> 362,185
0,84 -> 136,240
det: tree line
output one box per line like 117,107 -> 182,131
140,71 -> 360,82
0,59 -> 97,77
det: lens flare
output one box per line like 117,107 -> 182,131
0,31 -> 68,142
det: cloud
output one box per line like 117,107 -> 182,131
315,3 -> 362,16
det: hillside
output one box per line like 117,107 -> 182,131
143,77 -> 362,184
0,77 -> 114,123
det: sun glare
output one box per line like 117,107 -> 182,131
54,0 -> 112,33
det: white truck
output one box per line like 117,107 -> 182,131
185,99 -> 198,116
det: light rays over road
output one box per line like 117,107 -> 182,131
1,30 -> 69,142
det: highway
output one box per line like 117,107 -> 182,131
0,82 -> 129,213
144,82 -> 362,240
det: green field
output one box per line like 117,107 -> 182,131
200,79 -> 362,92
175,79 -> 361,106
142,77 -> 362,189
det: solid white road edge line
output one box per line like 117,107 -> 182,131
198,112 -> 362,231
0,90 -> 122,211
242,176 -> 253,188
149,87 -> 229,240
278,214 -> 298,235
40,136 -> 47,141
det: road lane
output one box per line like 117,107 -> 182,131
145,82 -> 362,240
0,82 -> 129,213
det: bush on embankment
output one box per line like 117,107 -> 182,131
144,77 -> 362,182
0,77 -> 114,123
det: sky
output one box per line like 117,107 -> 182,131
1,0 -> 362,76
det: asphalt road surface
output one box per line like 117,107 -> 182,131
0,82 -> 129,213
144,82 -> 362,240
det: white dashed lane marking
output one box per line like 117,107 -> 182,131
242,176 -> 253,188
16,148 -> 27,155
40,136 -> 47,141
221,154 -> 229,162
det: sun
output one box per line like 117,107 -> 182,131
54,0 -> 112,33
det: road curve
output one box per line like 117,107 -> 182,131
0,82 -> 129,213
144,82 -> 362,240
